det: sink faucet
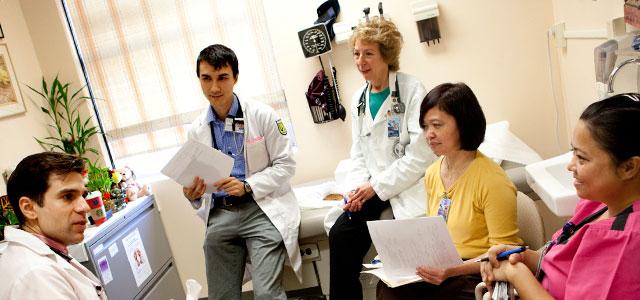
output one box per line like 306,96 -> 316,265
607,58 -> 640,93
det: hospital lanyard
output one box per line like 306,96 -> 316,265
535,206 -> 608,281
49,246 -> 105,297
357,74 -> 403,116
209,103 -> 244,156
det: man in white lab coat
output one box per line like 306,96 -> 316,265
0,152 -> 106,299
182,44 -> 300,300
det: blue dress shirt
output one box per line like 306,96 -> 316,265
207,95 -> 246,199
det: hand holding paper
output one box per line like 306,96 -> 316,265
183,176 -> 207,201
161,139 -> 234,193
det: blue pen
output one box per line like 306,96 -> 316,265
343,196 -> 352,220
475,246 -> 528,262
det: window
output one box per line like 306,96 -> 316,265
63,0 -> 295,179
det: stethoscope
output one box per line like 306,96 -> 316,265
357,73 -> 405,116
356,72 -> 407,158
209,94 -> 244,157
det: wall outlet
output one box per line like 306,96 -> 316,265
299,243 -> 320,261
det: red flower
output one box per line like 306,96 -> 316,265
103,192 -> 111,199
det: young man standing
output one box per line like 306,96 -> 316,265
0,152 -> 106,299
182,44 -> 301,300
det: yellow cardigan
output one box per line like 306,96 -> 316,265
425,151 -> 523,259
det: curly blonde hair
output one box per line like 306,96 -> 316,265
350,16 -> 403,71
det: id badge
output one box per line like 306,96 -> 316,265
437,193 -> 452,222
387,111 -> 401,138
224,118 -> 234,132
233,118 -> 244,133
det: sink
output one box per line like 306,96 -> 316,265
525,152 -> 578,216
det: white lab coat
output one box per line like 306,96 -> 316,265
324,72 -> 437,232
188,98 -> 302,281
0,226 -> 107,300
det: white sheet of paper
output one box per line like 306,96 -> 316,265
479,121 -> 542,165
367,217 -> 463,278
161,139 -> 234,193
122,228 -> 152,287
362,268 -> 422,288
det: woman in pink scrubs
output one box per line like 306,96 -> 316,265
480,93 -> 640,299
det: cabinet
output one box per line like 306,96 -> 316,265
69,195 -> 185,300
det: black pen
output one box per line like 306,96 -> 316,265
475,246 -> 528,263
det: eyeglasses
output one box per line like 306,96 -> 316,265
437,192 -> 452,222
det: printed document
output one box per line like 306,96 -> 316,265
161,139 -> 233,193
363,217 -> 463,287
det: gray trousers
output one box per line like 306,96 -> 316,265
204,200 -> 286,300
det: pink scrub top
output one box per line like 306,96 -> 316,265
540,199 -> 640,299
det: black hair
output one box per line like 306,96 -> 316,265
579,93 -> 640,166
419,83 -> 486,151
7,152 -> 85,224
196,44 -> 239,78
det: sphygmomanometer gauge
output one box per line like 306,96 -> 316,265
302,28 -> 327,55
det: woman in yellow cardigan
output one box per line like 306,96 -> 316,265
377,82 -> 522,299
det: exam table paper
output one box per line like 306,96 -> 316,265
293,181 -> 344,209
160,139 -> 233,193
479,121 -> 542,165
364,217 -> 463,287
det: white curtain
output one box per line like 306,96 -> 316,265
65,0 -> 295,167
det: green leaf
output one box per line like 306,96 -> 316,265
41,78 -> 48,95
28,76 -> 104,160
6,210 -> 18,225
71,86 -> 87,100
26,84 -> 47,99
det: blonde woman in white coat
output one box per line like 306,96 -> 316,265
182,45 -> 300,300
326,17 -> 436,300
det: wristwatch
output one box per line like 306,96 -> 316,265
243,180 -> 252,194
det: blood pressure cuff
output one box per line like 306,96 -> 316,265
315,0 -> 340,40
305,69 -> 334,123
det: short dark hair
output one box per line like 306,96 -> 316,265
419,83 -> 486,151
579,93 -> 640,166
196,44 -> 239,78
7,152 -> 85,224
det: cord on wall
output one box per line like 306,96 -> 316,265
546,29 -> 567,153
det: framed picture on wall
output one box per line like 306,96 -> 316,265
0,44 -> 25,118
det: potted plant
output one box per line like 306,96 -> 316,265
27,75 -> 100,161
0,195 -> 19,240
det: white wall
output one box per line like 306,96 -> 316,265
0,0 -> 48,193
551,0 -> 627,142
272,0 -> 560,185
